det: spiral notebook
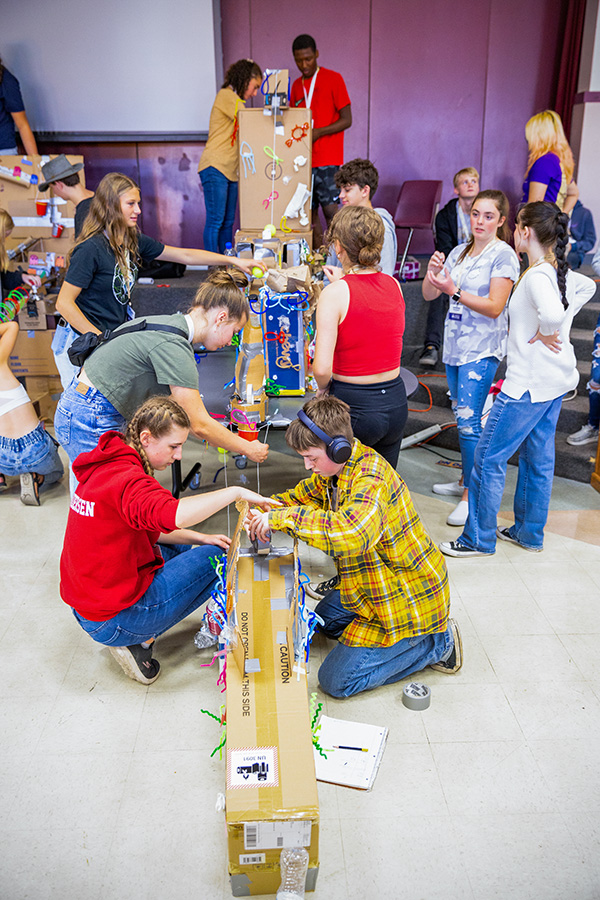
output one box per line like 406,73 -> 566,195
313,715 -> 388,791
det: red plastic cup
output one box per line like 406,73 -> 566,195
52,222 -> 64,237
36,201 -> 48,216
238,425 -> 258,442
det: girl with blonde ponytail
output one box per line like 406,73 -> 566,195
313,205 -> 407,469
55,267 -> 269,494
59,395 -> 277,685
53,171 -> 266,389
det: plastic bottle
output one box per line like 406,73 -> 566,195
276,847 -> 309,900
224,242 -> 235,256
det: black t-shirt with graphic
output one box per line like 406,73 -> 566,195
65,232 -> 165,332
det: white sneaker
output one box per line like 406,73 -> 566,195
432,480 -> 464,497
446,499 -> 468,526
566,424 -> 599,446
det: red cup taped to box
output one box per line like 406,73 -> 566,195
36,201 -> 48,216
52,223 -> 64,238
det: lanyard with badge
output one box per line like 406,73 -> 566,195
302,69 -> 319,109
448,239 -> 498,322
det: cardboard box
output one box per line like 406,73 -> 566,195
26,375 -> 62,421
9,329 -> 59,377
225,551 -> 319,896
237,109 -> 312,232
17,296 -> 57,331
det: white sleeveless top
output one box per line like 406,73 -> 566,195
0,384 -> 30,418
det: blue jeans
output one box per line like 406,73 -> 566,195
51,322 -> 79,391
459,390 -> 563,553
445,356 -> 499,488
0,422 -> 63,482
72,544 -> 221,645
54,381 -> 125,494
199,167 -> 238,253
315,590 -> 452,698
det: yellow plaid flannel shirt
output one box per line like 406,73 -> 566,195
269,439 -> 450,648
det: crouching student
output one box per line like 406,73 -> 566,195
59,396 -> 276,685
246,396 -> 462,698
0,321 -> 63,504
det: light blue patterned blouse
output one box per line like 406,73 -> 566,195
442,240 -> 520,367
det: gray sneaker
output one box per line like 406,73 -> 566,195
566,424 -> 599,446
20,473 -> 40,506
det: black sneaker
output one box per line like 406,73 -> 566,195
305,574 -> 340,600
431,619 -> 463,673
108,643 -> 160,684
439,540 -> 492,558
496,527 -> 543,552
419,344 -> 439,367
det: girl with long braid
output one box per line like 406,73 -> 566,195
59,395 -> 276,685
440,201 -> 596,558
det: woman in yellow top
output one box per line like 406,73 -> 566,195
198,59 -> 262,253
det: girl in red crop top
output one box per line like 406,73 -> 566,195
314,205 -> 407,468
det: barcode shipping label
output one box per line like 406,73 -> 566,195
227,746 -> 279,789
239,853 -> 266,866
243,819 -> 312,851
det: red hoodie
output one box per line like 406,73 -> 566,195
60,432 -> 179,621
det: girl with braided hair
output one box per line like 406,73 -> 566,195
59,395 -> 276,685
440,201 -> 596,558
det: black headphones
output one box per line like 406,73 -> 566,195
297,410 -> 352,463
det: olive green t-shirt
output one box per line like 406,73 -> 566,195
85,314 -> 199,419
198,87 -> 244,182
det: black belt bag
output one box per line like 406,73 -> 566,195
67,319 -> 188,368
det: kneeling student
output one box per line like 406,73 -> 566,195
59,396 -> 276,685
246,396 -> 462,698
0,321 -> 63,504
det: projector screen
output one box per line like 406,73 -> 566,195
0,0 -> 222,138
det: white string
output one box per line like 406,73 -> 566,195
270,111 -> 278,229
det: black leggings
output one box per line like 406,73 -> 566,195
329,374 -> 408,469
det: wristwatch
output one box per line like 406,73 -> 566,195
451,288 -> 462,302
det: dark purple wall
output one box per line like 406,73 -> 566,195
222,0 -> 567,251
41,0 -> 567,252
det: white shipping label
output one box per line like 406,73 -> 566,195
239,853 -> 266,865
227,746 -> 279,788
243,819 -> 312,851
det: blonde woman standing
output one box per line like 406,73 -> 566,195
522,109 -> 578,213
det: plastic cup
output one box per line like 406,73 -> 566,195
36,201 -> 48,216
52,222 -> 64,238
238,425 -> 258,442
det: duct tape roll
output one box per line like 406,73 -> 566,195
402,681 -> 431,711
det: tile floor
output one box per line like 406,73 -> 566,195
1,433 -> 600,900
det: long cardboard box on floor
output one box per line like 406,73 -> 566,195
225,551 -> 319,896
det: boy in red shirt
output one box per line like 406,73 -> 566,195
291,34 -> 352,247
